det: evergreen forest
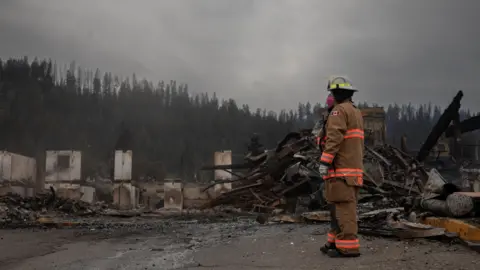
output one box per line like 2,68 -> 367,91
0,57 -> 476,181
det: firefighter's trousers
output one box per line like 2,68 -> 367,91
324,177 -> 360,255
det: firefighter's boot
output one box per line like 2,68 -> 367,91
326,248 -> 360,258
320,242 -> 336,254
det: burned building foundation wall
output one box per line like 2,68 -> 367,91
361,107 -> 386,146
183,183 -> 216,209
0,151 -> 37,198
112,183 -> 138,210
138,182 -> 164,210
111,150 -> 138,209
162,181 -> 218,211
163,181 -> 183,210
43,150 -> 95,202
44,150 -> 81,183
213,151 -> 233,194
45,183 -> 96,203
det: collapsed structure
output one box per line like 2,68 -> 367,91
201,90 -> 480,247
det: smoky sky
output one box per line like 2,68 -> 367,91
1,0 -> 479,111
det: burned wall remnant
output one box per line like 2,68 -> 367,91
0,151 -> 36,197
112,184 -> 134,210
114,150 -> 132,181
45,150 -> 81,183
213,151 -> 233,194
42,151 -> 97,203
163,180 -> 183,211
160,180 -> 216,210
112,150 -> 138,209
0,151 -> 37,186
361,107 -> 386,147
183,182 -> 214,209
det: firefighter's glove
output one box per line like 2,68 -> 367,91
318,164 -> 329,177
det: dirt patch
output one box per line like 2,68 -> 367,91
0,229 -> 97,269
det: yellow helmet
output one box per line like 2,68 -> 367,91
327,76 -> 358,92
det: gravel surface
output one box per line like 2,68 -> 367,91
0,216 -> 478,270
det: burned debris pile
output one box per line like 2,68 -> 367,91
202,90 -> 480,243
201,130 -> 325,213
0,188 -> 105,228
201,132 -> 429,216
363,144 -> 426,197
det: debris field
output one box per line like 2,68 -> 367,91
1,90 -> 480,255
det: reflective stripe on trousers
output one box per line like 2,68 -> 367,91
335,239 -> 360,249
327,233 -> 335,243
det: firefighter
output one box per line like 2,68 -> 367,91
318,76 -> 364,258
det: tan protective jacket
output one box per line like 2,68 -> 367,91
319,101 -> 364,186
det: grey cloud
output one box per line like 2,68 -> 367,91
1,0 -> 479,111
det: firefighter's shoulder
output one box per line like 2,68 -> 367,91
330,104 -> 347,116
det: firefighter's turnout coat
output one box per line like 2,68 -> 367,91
320,101 -> 364,187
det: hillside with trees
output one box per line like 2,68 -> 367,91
0,57 -> 475,181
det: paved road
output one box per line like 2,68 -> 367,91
0,218 -> 478,270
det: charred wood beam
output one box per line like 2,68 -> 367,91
445,115 -> 480,138
416,90 -> 463,162
249,188 -> 265,203
451,111 -> 462,160
275,132 -> 303,152
210,169 -> 244,180
201,171 -> 266,191
365,146 -> 392,167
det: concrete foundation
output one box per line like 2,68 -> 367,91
44,183 -> 96,203
213,151 -> 233,195
163,181 -> 183,211
112,183 -> 138,210
111,150 -> 138,210
114,150 -> 132,181
183,183 -> 214,209
44,150 -> 81,183
0,151 -> 37,197
161,181 -> 221,210
213,182 -> 231,196
138,182 -> 164,210
80,186 -> 96,203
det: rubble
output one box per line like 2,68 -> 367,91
199,91 -> 480,247
0,188 -> 106,228
201,130 -> 325,213
200,131 -> 419,215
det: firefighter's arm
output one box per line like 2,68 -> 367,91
319,106 -> 347,165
